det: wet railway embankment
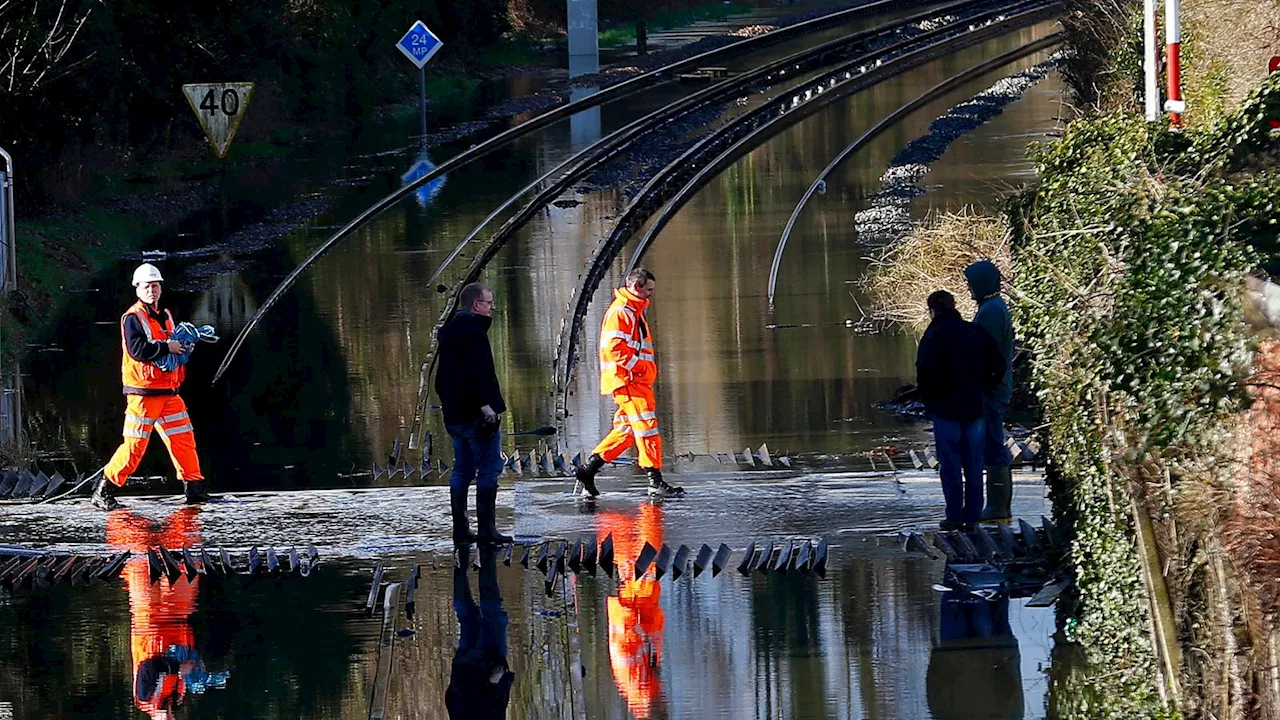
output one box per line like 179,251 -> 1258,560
860,3 -> 1280,714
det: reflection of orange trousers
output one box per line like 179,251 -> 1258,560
105,395 -> 203,486
107,509 -> 202,717
599,505 -> 665,718
592,384 -> 663,470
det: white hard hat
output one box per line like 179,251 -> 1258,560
132,263 -> 164,286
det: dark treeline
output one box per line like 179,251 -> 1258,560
0,0 -> 732,206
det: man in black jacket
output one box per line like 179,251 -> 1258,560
916,291 -> 1006,530
435,283 -> 511,544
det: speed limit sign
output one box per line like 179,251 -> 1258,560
182,83 -> 255,157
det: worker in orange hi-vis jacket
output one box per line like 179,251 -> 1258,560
106,507 -> 228,719
599,503 -> 666,718
92,263 -> 208,511
574,268 -> 684,499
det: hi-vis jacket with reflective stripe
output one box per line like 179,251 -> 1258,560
121,301 -> 185,395
599,287 -> 656,394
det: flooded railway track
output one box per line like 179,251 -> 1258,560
400,0 -> 1061,449
552,0 -> 1062,418
213,0 -> 946,385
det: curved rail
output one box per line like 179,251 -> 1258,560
628,9 -> 1060,275
408,0 -> 998,444
765,35 -> 1060,308
553,0 -> 1060,414
211,0 -> 941,384
426,0 -> 966,289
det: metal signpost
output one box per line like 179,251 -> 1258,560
0,146 -> 14,297
396,20 -> 444,143
1142,0 -> 1159,122
182,83 -> 256,158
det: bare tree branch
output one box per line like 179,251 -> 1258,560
0,0 -> 98,97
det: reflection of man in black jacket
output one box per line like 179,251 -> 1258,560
916,291 -> 1005,529
435,282 -> 510,545
446,544 -> 513,719
926,588 -> 1024,719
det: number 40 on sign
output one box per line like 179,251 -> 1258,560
182,83 -> 255,158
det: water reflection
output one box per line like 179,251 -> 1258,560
599,503 -> 666,717
1,361 -> 21,451
927,588 -> 1024,720
447,543 -> 514,718
402,146 -> 448,208
106,507 -> 229,718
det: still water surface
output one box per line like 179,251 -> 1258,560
5,21 -> 1069,719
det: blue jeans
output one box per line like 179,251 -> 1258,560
446,421 -> 502,492
933,416 -> 986,524
983,396 -> 1013,467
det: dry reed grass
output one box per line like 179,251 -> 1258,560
862,209 -> 1013,330
1184,0 -> 1280,121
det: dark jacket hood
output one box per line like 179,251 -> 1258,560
964,260 -> 1002,301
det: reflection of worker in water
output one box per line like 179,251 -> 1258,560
446,543 -> 514,718
107,507 -> 228,718
599,503 -> 666,718
575,268 -> 684,499
926,587 -> 1024,720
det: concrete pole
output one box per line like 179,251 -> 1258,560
567,0 -> 602,148
0,145 -> 14,296
1164,0 -> 1184,129
1143,0 -> 1160,122
567,0 -> 599,62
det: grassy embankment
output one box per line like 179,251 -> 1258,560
598,2 -> 754,48
865,0 -> 1280,717
1,0 -> 773,366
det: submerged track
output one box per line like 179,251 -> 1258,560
214,0 -> 945,384
551,0 -> 1062,419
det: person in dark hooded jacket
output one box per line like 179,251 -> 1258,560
916,290 -> 1006,529
435,282 -> 510,545
964,260 -> 1015,521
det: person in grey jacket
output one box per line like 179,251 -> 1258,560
964,260 -> 1015,521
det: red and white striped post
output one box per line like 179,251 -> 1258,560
1163,0 -> 1184,129
1270,56 -> 1280,130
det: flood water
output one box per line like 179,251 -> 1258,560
4,11 -> 1070,719
1,470 -> 1056,719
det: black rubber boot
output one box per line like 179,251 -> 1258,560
91,477 -> 124,511
183,480 -> 211,505
980,466 -> 1013,522
451,486 -> 478,544
575,454 -> 605,497
475,487 -> 512,545
646,469 -> 684,497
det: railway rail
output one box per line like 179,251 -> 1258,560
551,1 -> 1063,419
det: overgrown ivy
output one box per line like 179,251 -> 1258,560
1009,73 -> 1280,719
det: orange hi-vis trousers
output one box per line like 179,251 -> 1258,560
105,395 -> 204,486
592,384 -> 663,470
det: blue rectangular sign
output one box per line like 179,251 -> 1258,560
396,21 -> 443,69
